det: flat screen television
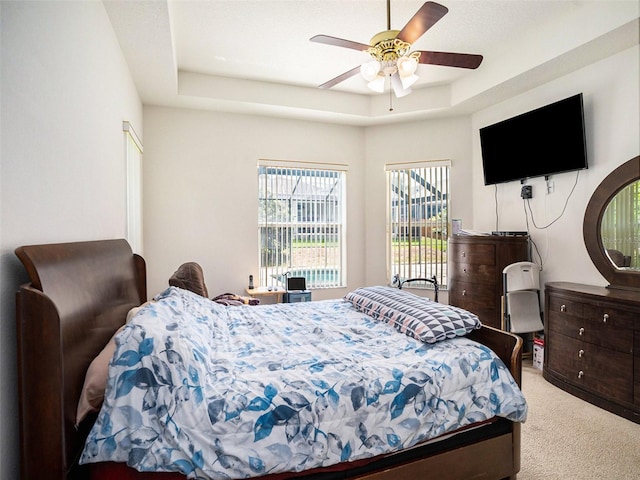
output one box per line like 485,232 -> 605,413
480,93 -> 588,185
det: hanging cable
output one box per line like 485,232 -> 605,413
525,171 -> 580,229
494,184 -> 499,231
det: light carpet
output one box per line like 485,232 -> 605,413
518,363 -> 640,479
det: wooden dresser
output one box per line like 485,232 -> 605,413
449,235 -> 529,329
544,282 -> 640,423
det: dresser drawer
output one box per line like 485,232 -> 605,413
548,333 -> 633,404
461,305 -> 498,329
449,280 -> 495,307
547,310 -> 633,353
583,304 -> 635,330
450,243 -> 495,265
458,308 -> 499,329
547,294 -> 583,317
449,262 -> 496,285
449,281 -> 498,328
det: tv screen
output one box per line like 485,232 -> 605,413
480,94 -> 588,185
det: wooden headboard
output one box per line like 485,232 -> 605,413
15,239 -> 146,480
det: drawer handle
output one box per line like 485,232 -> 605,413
579,327 -> 584,336
560,304 -> 566,312
577,371 -> 584,379
463,268 -> 467,274
461,251 -> 466,258
462,289 -> 467,296
602,313 -> 609,323
578,349 -> 585,358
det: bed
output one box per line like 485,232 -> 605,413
15,239 -> 526,480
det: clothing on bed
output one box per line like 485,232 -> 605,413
80,287 -> 527,479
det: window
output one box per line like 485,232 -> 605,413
123,121 -> 143,254
258,160 -> 347,289
386,160 -> 450,290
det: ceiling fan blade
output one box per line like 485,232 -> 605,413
396,2 -> 448,44
417,51 -> 483,69
319,66 -> 361,89
310,35 -> 370,52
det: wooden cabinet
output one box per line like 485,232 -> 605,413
448,235 -> 529,329
635,332 -> 640,406
544,282 -> 640,423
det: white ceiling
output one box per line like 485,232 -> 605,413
104,0 -> 639,126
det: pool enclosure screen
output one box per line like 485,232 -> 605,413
258,161 -> 347,289
387,160 -> 450,290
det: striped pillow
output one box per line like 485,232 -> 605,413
344,286 -> 481,344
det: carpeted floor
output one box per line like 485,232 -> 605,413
518,362 -> 640,479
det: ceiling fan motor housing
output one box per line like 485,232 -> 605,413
367,30 -> 410,62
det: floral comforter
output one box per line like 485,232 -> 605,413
81,287 -> 527,479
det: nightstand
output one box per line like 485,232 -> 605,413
282,291 -> 312,303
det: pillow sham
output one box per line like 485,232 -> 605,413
75,326 -> 124,426
75,302 -> 153,426
344,286 -> 481,344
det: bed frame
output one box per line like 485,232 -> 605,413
15,239 -> 523,480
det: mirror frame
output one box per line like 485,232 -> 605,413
583,156 -> 640,290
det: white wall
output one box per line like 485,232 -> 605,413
471,46 -> 640,289
142,106 -> 366,300
0,2 -> 142,477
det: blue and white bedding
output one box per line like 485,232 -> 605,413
80,287 -> 527,479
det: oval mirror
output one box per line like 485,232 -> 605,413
601,179 -> 639,270
583,156 -> 640,290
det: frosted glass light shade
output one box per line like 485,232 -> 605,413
397,56 -> 419,89
367,76 -> 385,93
400,73 -> 418,89
360,61 -> 381,82
397,56 -> 418,75
391,73 -> 412,97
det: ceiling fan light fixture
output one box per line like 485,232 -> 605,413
400,72 -> 419,89
367,76 -> 386,93
397,54 -> 420,88
397,55 -> 418,75
360,61 -> 381,82
391,73 -> 412,98
381,60 -> 397,76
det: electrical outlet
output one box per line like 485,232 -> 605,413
521,185 -> 532,199
546,180 -> 555,194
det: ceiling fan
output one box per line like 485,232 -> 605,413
310,1 -> 483,98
